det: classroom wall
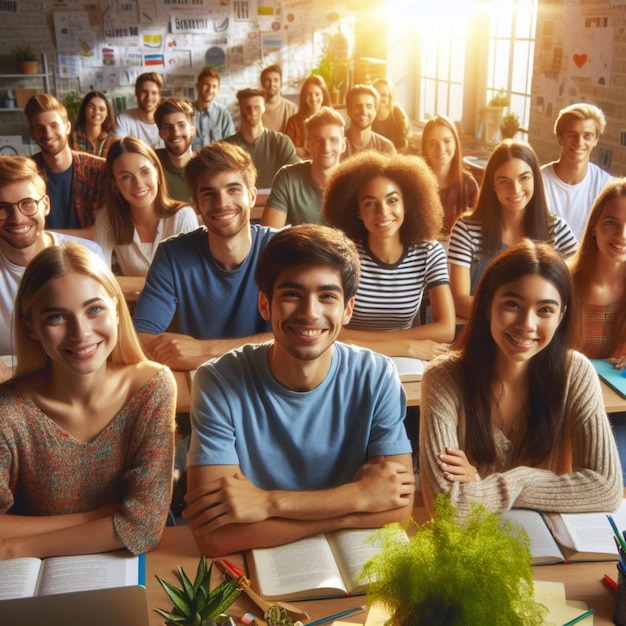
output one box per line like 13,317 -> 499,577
528,0 -> 626,176
0,0 -> 359,144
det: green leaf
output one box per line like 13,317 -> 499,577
177,565 -> 196,604
153,608 -> 191,624
199,579 -> 241,619
193,554 -> 209,591
155,575 -> 192,618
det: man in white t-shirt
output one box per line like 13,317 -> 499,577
0,156 -> 103,378
541,102 -> 613,240
113,72 -> 164,149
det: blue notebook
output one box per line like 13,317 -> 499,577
591,359 -> 626,399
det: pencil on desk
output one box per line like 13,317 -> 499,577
561,608 -> 594,626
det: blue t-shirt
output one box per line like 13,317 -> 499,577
45,165 -> 79,229
187,342 -> 412,490
133,225 -> 274,338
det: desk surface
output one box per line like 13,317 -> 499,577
174,370 -> 626,415
147,521 -> 617,626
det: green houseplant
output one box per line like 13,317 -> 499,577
155,555 -> 241,626
501,112 -> 520,139
12,44 -> 38,74
360,495 -> 547,625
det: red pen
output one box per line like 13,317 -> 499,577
603,573 -> 618,593
221,558 -> 252,586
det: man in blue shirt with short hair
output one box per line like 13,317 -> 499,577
184,224 -> 415,556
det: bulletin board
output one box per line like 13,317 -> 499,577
52,0 -> 355,93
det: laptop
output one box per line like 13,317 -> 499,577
0,585 -> 150,626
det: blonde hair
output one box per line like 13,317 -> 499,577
14,242 -> 146,376
0,155 -> 46,196
554,102 -> 606,137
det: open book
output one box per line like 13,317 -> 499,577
502,499 -> 626,564
0,551 -> 144,601
248,527 -> 407,601
390,356 -> 425,382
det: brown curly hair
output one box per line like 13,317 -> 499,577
322,151 -> 443,246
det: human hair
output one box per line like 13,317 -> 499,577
24,93 -> 69,125
196,67 -> 221,85
260,63 -> 282,82
14,241 -> 146,377
297,75 -> 331,115
184,141 -> 257,204
455,239 -> 573,469
0,155 -> 46,196
255,223 -> 360,302
154,97 -> 194,129
303,106 -> 345,142
570,177 -> 626,353
322,151 -> 443,246
73,91 -> 117,134
422,114 -> 473,221
105,137 -> 186,245
236,87 -> 266,102
468,139 -> 551,259
554,102 -> 606,138
345,84 -> 380,110
135,71 -> 163,95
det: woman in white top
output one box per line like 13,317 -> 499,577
448,140 -> 577,319
95,137 -> 198,276
323,151 -> 455,359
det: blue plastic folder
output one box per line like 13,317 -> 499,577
591,359 -> 626,399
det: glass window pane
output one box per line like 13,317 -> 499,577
449,39 -> 465,83
511,41 -> 530,93
449,83 -> 464,121
515,0 -> 534,38
437,82 -> 449,113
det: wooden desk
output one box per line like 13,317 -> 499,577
174,371 -> 625,414
115,275 -> 145,310
146,524 -> 617,626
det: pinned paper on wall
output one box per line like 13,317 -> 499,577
591,25 -> 613,85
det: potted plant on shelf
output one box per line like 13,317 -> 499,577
360,495 -> 547,625
502,112 -> 520,139
12,44 -> 38,74
155,555 -> 241,626
480,88 -> 510,146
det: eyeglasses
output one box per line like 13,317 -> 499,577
0,196 -> 45,220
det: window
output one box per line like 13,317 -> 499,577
395,0 -> 538,131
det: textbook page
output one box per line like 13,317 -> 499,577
329,527 -> 407,593
36,553 -> 140,596
390,357 -> 425,382
543,499 -> 626,560
501,510 -> 564,565
0,558 -> 42,599
251,534 -> 347,600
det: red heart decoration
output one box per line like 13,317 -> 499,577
573,53 -> 587,68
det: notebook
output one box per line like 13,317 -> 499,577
0,585 -> 149,626
591,358 -> 626,398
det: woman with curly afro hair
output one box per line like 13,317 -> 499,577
322,151 -> 455,360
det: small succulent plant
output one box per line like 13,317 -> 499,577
155,555 -> 241,626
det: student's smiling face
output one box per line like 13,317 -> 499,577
26,272 -> 119,377
259,263 -> 354,366
357,176 -> 405,244
493,157 -> 534,216
593,196 -> 626,263
488,274 -> 564,369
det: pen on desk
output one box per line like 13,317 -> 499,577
607,514 -> 626,552
603,573 -> 618,593
222,558 -> 252,586
306,605 -> 366,626
561,608 -> 594,626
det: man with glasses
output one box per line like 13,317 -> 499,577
0,156 -> 103,375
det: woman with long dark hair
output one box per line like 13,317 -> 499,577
419,239 -> 621,517
448,139 -> 577,318
69,91 -> 117,158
